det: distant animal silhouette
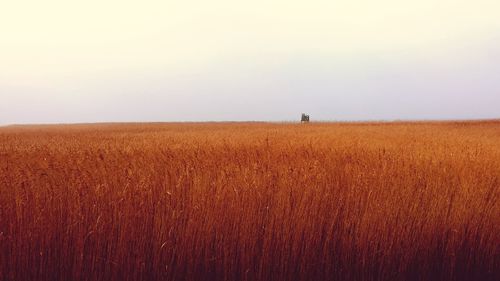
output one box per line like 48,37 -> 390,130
301,113 -> 310,123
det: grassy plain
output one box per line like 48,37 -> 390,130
0,121 -> 499,280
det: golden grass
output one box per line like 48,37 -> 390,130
0,121 -> 499,281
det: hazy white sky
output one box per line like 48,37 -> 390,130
1,0 -> 499,124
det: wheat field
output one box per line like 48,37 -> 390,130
0,121 -> 499,281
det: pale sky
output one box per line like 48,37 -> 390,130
1,0 -> 500,124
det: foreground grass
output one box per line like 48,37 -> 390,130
0,122 -> 499,281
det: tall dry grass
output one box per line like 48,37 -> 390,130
0,122 -> 499,281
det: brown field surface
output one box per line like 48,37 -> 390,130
0,121 -> 499,281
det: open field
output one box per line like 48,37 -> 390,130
0,121 -> 499,281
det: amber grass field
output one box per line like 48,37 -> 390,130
0,121 -> 499,281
